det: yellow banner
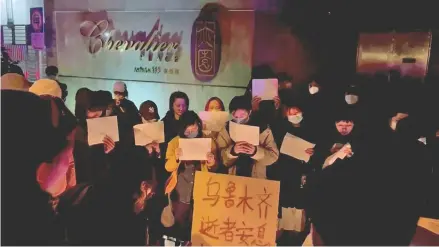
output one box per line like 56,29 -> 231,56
191,171 -> 280,246
418,217 -> 439,235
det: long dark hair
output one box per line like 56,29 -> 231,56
75,88 -> 92,121
168,91 -> 189,112
40,95 -> 77,143
178,111 -> 203,138
204,97 -> 225,111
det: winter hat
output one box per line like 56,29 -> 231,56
139,100 -> 160,121
1,73 -> 30,91
29,79 -> 62,98
113,81 -> 126,93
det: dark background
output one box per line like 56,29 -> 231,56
277,1 -> 439,80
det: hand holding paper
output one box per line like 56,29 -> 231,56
179,138 -> 211,161
198,111 -> 229,132
103,135 -> 116,154
233,142 -> 256,155
323,143 -> 353,169
252,78 -> 279,101
87,116 -> 119,146
280,133 -> 316,162
134,121 -> 165,146
229,121 -> 260,146
145,142 -> 160,155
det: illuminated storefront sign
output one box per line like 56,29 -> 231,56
79,18 -> 182,62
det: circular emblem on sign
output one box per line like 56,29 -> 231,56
191,12 -> 222,82
31,10 -> 43,32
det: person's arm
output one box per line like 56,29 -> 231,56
204,139 -> 219,172
37,138 -> 75,197
252,128 -> 279,167
217,128 -> 238,167
165,137 -> 181,172
66,153 -> 77,189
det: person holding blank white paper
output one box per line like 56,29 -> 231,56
217,95 -> 279,178
164,111 -> 218,242
139,100 -> 162,155
250,78 -> 282,127
269,98 -> 323,240
320,110 -> 358,170
74,90 -> 119,184
201,97 -> 227,139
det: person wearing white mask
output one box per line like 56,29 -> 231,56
164,111 -> 218,242
112,81 -> 141,146
344,85 -> 360,105
302,78 -> 332,141
308,81 -> 320,95
217,95 -> 279,178
268,98 -> 322,244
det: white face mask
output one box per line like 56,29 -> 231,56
418,137 -> 427,145
309,86 -> 319,95
288,114 -> 303,124
345,94 -> 359,105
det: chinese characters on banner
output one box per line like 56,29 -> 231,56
191,172 -> 280,246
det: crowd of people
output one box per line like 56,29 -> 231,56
1,64 -> 438,246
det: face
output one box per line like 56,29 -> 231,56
279,80 -> 293,90
336,121 -> 354,136
184,124 -> 199,137
309,81 -> 320,95
87,109 -> 103,119
207,100 -> 222,112
232,109 -> 250,120
173,98 -> 187,117
286,107 -> 303,124
114,92 -> 125,101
